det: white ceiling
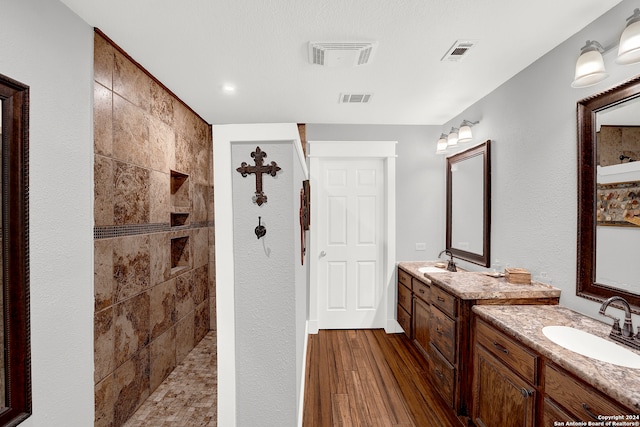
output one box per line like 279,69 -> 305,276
60,0 -> 621,125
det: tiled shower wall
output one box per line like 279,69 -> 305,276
92,32 -> 216,426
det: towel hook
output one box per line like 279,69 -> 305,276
255,216 -> 267,239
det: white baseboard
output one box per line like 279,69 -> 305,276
385,318 -> 404,334
297,320 -> 310,427
308,319 -> 319,334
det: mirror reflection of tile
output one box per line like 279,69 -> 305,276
597,180 -> 640,226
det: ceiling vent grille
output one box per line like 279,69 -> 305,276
309,42 -> 378,67
339,93 -> 373,104
441,40 -> 478,62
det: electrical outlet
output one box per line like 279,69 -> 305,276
415,243 -> 426,251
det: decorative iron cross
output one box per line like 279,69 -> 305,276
236,146 -> 281,206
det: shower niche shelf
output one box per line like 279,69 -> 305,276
170,169 -> 190,227
171,212 -> 189,227
170,235 -> 190,275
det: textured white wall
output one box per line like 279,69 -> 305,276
214,124 -> 308,427
0,0 -> 94,425
232,142 -> 297,426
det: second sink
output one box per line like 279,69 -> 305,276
542,325 -> 640,369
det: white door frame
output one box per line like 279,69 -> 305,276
307,140 -> 399,334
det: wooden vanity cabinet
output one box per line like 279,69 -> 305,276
543,397 -> 576,426
397,268 -> 412,337
544,362 -> 633,424
472,318 -> 638,427
427,280 -> 461,410
473,346 -> 536,427
472,319 -> 537,427
412,293 -> 430,359
397,267 -> 432,357
397,265 -> 562,422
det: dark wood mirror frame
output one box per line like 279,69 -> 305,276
577,74 -> 640,313
446,140 -> 491,267
0,73 -> 32,425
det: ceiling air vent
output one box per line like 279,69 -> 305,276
309,42 -> 378,67
339,93 -> 373,104
441,40 -> 478,62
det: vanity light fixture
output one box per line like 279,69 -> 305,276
571,40 -> 608,88
458,120 -> 479,143
447,127 -> 459,146
617,8 -> 640,65
436,133 -> 449,154
571,9 -> 640,88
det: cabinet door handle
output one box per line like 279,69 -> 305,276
520,388 -> 533,398
582,403 -> 599,421
437,296 -> 445,302
493,341 -> 509,354
434,367 -> 444,379
418,289 -> 425,294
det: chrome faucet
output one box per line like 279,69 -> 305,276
438,249 -> 457,272
599,296 -> 640,350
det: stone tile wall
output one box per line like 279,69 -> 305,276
93,32 -> 216,427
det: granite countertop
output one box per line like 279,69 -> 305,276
398,261 -> 561,301
473,304 -> 640,412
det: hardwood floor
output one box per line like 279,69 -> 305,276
302,329 -> 463,427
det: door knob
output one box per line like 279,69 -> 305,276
320,251 -> 327,257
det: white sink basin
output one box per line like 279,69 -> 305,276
418,266 -> 447,274
542,326 -> 640,369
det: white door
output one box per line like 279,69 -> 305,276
317,158 -> 385,329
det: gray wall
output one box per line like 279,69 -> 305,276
306,124 -> 443,262
310,0 -> 640,325
0,0 -> 95,424
232,140 -> 308,426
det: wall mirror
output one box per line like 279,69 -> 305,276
0,73 -> 32,425
446,140 -> 491,267
577,74 -> 640,313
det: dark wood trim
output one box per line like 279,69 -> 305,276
0,72 -> 32,426
576,74 -> 640,312
94,28 -> 211,127
446,140 -> 491,267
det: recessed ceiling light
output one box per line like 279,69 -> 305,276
222,84 -> 236,94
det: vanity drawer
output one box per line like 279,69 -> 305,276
543,397 -> 577,425
431,285 -> 457,318
398,268 -> 412,289
397,304 -> 411,337
430,305 -> 456,364
398,283 -> 412,313
475,319 -> 537,384
430,343 -> 455,408
413,279 -> 430,303
544,363 -> 633,420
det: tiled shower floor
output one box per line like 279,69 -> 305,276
124,331 -> 218,426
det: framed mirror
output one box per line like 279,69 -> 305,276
0,73 -> 32,425
446,140 -> 491,267
577,75 -> 640,312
